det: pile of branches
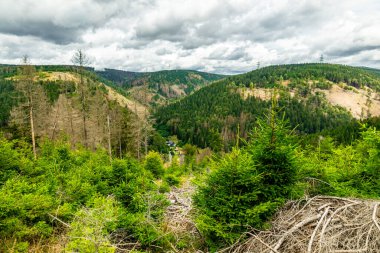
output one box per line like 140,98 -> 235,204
164,180 -> 204,252
222,196 -> 380,253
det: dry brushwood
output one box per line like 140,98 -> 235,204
163,179 -> 204,252
221,196 -> 380,253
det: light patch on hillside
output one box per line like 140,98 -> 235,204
188,73 -> 202,80
170,84 -> 186,97
239,87 -> 293,101
39,71 -> 80,82
320,85 -> 380,119
281,80 -> 291,86
105,86 -> 148,119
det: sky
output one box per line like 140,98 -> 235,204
0,0 -> 379,74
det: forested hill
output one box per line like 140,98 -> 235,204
96,69 -> 226,104
155,63 -> 380,151
0,64 -> 146,157
224,63 -> 380,90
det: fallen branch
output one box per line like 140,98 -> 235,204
307,206 -> 330,253
372,203 -> 380,232
272,214 -> 321,252
48,213 -> 71,228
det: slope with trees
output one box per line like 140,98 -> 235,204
96,69 -> 226,106
0,62 -> 143,159
155,63 -> 380,151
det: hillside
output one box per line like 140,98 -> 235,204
0,65 -> 145,157
96,68 -> 226,106
155,63 -> 380,150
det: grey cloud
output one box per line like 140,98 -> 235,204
226,48 -> 248,60
0,21 -> 83,44
328,45 -> 380,57
155,48 -> 172,55
181,37 -> 217,50
0,0 -> 120,44
136,22 -> 187,42
208,47 -> 249,61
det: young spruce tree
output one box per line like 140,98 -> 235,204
194,91 -> 299,250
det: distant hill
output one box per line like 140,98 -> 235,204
155,63 -> 380,150
96,68 -> 226,106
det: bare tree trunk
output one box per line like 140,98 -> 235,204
144,90 -> 148,156
29,96 -> 37,159
118,131 -> 122,158
81,77 -> 88,148
135,102 -> 141,160
107,113 -> 112,163
137,128 -> 140,160
144,128 -> 148,156
72,50 -> 90,148
51,105 -> 59,140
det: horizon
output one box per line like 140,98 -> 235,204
1,61 -> 378,76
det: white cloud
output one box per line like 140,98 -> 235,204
0,0 -> 379,74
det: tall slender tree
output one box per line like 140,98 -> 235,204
18,56 -> 37,159
72,50 -> 90,147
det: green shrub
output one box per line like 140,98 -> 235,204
0,138 -> 170,251
164,174 -> 180,186
194,110 -> 299,250
144,151 -> 165,178
66,196 -> 120,253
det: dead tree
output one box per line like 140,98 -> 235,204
18,56 -> 37,159
72,50 -> 90,148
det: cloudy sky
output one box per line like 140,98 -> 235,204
0,0 -> 379,74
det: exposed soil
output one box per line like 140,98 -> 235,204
320,84 -> 380,119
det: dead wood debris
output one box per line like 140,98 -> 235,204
164,179 -> 204,252
221,196 -> 380,253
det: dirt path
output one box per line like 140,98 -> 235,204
164,178 -> 205,252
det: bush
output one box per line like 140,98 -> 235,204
66,196 -> 120,253
0,139 -> 170,251
164,174 -> 180,186
144,151 -> 165,178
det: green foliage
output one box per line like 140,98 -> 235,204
194,150 -> 265,248
155,82 -> 353,150
299,127 -> 380,198
0,78 -> 18,126
0,138 -> 169,251
164,174 -> 180,186
228,63 -> 380,90
144,151 -> 165,178
66,196 -> 120,253
41,80 -> 76,103
182,143 -> 197,167
0,137 -> 21,184
248,109 -> 298,196
154,64 -> 380,150
149,132 -> 170,153
194,113 -> 299,249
